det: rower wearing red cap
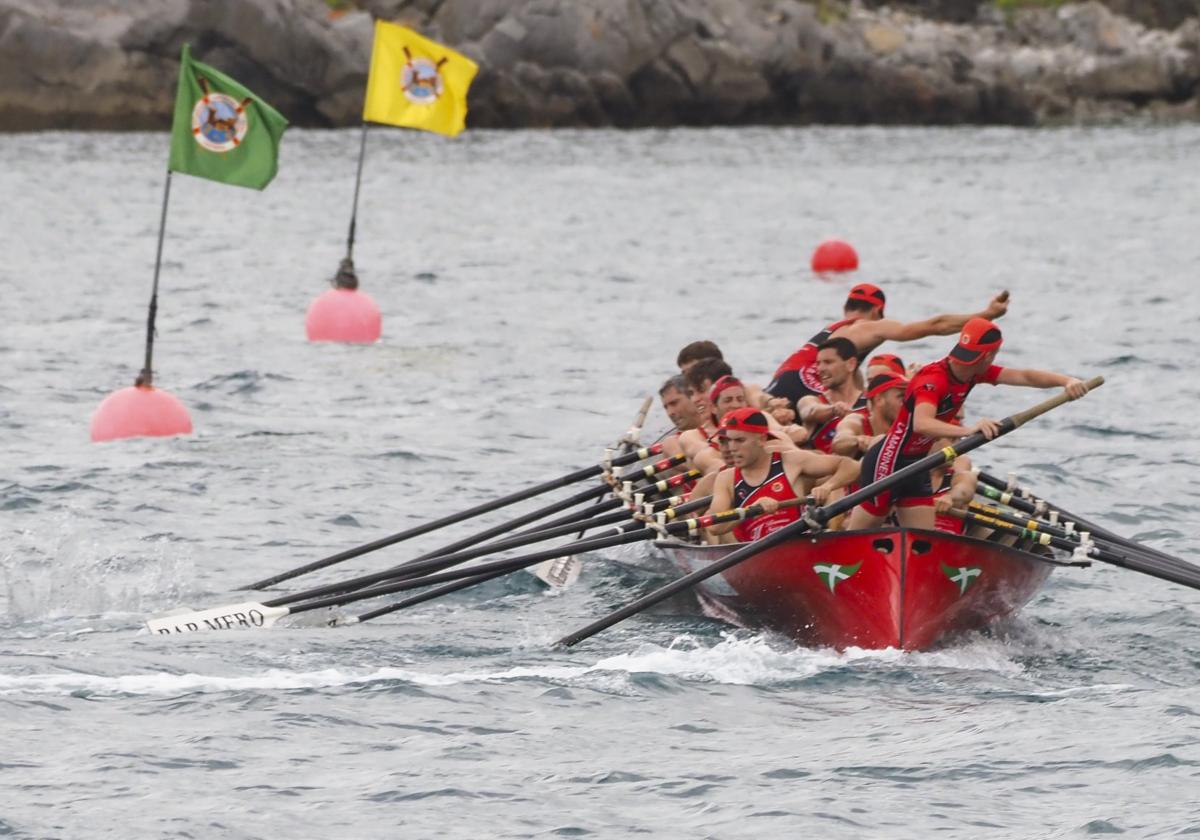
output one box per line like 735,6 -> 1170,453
705,408 -> 860,542
866,353 -> 906,379
831,373 -> 907,458
796,337 -> 868,453
845,318 -> 1088,530
765,284 -> 1010,412
677,375 -> 744,475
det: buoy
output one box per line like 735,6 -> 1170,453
306,257 -> 381,343
305,288 -> 382,343
90,385 -> 193,443
811,239 -> 859,273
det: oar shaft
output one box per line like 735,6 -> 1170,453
952,508 -> 1200,591
290,528 -> 656,616
245,446 -> 664,590
556,377 -> 1104,648
342,495 -> 716,625
976,470 -> 1187,568
967,501 -> 1179,568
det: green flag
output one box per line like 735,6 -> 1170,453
168,44 -> 288,190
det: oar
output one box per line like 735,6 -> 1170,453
243,443 -> 667,590
555,376 -> 1104,648
575,397 -> 655,540
949,507 -> 1200,590
975,470 -> 1191,570
146,496 -> 738,636
266,464 -> 695,603
339,495 -> 716,626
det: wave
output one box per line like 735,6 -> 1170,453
0,633 -> 1033,697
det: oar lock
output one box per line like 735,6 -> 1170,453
1071,531 -> 1093,563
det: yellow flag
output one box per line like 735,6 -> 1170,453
362,21 -> 478,137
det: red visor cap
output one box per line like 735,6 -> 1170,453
708,375 -> 743,406
949,317 -> 1003,363
846,283 -> 886,314
866,374 -> 908,399
719,407 -> 771,436
868,353 -> 905,376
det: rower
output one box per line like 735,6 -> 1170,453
831,373 -> 906,458
685,357 -> 734,421
658,374 -> 703,459
706,408 -> 860,542
845,318 -> 1087,531
676,340 -> 723,374
766,284 -> 1010,412
932,453 -> 977,535
867,353 -> 906,379
797,337 -> 866,453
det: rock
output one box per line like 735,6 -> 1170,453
0,0 -> 1198,130
863,22 -> 907,54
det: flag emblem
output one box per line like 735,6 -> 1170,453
191,88 -> 249,152
363,21 -> 478,137
813,561 -> 862,593
169,45 -> 288,190
401,50 -> 446,104
941,563 -> 982,595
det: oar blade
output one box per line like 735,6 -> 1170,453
144,602 -> 289,636
528,556 -> 583,589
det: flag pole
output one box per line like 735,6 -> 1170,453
345,122 -> 369,263
137,170 -> 173,388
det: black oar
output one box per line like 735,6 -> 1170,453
244,444 -> 668,589
555,376 -> 1104,648
966,500 -> 1179,564
951,507 -> 1200,590
338,496 -> 716,625
975,470 -> 1191,570
146,496 -> 737,635
261,473 -> 702,608
576,397 -> 655,538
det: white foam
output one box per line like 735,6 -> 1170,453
0,633 -> 1026,697
1,515 -> 194,621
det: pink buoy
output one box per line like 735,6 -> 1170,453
90,385 -> 193,443
811,239 -> 859,273
305,288 -> 382,343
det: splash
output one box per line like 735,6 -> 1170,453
0,632 -> 1028,697
1,513 -> 194,623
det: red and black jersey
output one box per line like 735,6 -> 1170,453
766,318 -> 860,406
731,452 -> 802,542
881,359 -> 1003,461
808,391 -> 868,454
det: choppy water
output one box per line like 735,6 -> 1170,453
2,126 -> 1200,838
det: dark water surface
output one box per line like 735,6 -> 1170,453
2,126 -> 1200,838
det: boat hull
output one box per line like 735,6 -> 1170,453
660,528 -> 1055,650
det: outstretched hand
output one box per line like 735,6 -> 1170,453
984,290 -> 1010,320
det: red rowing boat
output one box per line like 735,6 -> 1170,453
658,528 -> 1082,650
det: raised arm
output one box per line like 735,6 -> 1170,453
844,291 -> 1010,344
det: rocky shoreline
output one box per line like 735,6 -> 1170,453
2,0 -> 1199,130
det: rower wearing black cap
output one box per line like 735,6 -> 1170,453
765,283 -> 1011,413
845,317 -> 1088,531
